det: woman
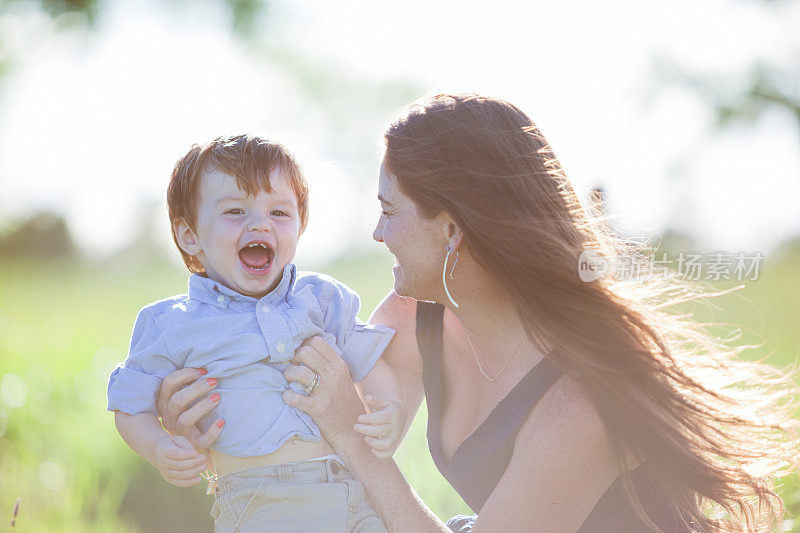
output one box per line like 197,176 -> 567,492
157,94 -> 800,532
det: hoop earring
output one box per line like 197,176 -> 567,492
443,245 -> 460,308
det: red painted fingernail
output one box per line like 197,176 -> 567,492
206,378 -> 217,386
198,368 -> 208,376
217,420 -> 225,428
210,393 -> 220,402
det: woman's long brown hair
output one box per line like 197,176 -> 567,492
383,93 -> 800,532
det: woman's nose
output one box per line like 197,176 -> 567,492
372,224 -> 383,243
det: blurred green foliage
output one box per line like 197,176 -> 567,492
11,0 -> 101,23
0,0 -> 266,35
0,243 -> 799,530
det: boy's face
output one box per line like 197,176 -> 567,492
176,167 -> 301,298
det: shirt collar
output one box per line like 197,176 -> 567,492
188,263 -> 297,309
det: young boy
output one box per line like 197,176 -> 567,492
107,135 -> 405,532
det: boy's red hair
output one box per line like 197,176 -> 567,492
167,134 -> 309,273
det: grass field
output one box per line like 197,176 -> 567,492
0,244 -> 798,531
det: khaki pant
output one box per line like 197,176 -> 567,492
209,457 -> 388,533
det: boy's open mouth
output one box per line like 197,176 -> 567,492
238,242 -> 274,273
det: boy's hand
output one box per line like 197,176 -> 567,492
353,395 -> 408,459
153,435 -> 208,487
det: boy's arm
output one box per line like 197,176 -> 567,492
114,410 -> 207,487
354,358 -> 404,406
317,278 -> 396,385
109,305 -> 206,486
114,410 -> 171,465
353,359 -> 407,458
367,291 -> 425,440
107,306 -> 182,417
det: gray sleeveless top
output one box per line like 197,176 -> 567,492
416,301 -> 695,532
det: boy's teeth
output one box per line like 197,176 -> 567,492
239,242 -> 272,269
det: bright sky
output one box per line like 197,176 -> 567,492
1,0 -> 799,264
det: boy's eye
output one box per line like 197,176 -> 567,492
271,210 -> 288,217
225,208 -> 244,215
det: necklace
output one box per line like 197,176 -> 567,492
465,330 -> 526,382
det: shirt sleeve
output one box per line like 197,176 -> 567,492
106,305 -> 179,417
320,280 -> 395,383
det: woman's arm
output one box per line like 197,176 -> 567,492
284,336 -> 450,533
283,292 -> 449,532
329,423 -> 451,533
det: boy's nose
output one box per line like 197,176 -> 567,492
248,216 -> 272,232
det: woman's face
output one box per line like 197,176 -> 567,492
372,156 -> 443,299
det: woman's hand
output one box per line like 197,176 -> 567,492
155,367 -> 225,455
283,336 -> 366,451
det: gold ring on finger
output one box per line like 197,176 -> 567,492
304,373 -> 320,394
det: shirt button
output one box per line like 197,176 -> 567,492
261,306 -> 270,314
217,295 -> 225,303
276,342 -> 286,353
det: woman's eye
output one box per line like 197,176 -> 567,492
381,209 -> 392,217
225,208 -> 244,215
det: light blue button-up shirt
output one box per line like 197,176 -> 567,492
106,263 -> 395,457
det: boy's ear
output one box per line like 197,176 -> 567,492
174,219 -> 202,256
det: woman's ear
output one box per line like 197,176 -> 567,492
447,224 -> 464,252
174,219 -> 202,256
437,212 -> 464,252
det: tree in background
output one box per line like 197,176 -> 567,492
0,211 -> 77,257
648,0 -> 799,151
652,56 -> 799,144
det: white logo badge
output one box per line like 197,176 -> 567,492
578,250 -> 613,282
